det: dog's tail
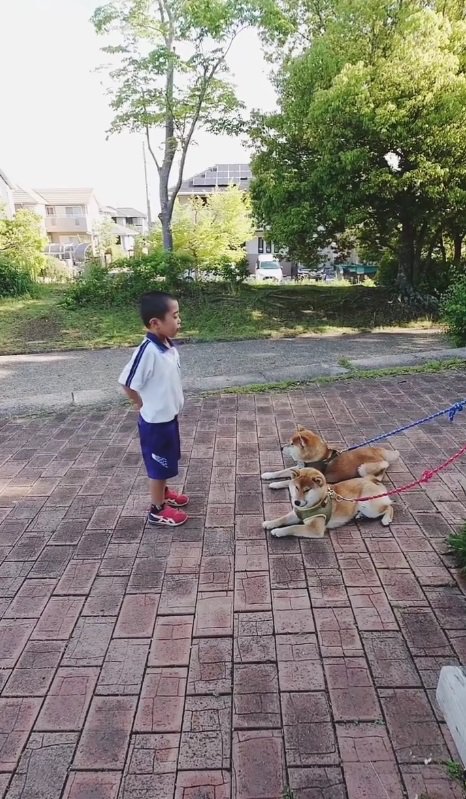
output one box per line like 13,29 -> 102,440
381,448 -> 400,464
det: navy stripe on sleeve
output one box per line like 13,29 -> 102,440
125,339 -> 150,387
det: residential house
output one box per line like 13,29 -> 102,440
12,187 -> 47,233
10,186 -> 140,256
0,168 -> 15,217
34,187 -> 102,246
100,206 -> 145,254
110,207 -> 147,235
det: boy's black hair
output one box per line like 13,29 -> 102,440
140,291 -> 176,327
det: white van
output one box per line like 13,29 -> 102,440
255,255 -> 283,283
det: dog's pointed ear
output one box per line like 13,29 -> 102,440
312,473 -> 324,486
290,468 -> 301,479
296,425 -> 305,432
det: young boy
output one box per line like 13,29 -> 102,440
118,291 -> 189,526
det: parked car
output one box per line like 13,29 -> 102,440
255,256 -> 283,283
297,266 -> 325,282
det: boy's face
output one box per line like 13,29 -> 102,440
148,299 -> 181,340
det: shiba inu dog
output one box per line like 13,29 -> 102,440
262,467 -> 394,539
262,426 -> 399,488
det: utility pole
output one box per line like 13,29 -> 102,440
142,140 -> 152,230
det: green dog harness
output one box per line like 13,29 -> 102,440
295,493 -> 333,523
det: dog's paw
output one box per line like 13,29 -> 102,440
262,520 -> 273,530
269,481 -> 287,490
261,472 -> 276,481
271,527 -> 288,538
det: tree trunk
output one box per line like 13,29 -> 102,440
453,233 -> 463,267
397,218 -> 415,291
159,209 -> 173,251
159,18 -> 176,252
439,234 -> 447,266
412,243 -> 422,287
158,159 -> 173,251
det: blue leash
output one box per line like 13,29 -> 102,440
345,400 -> 466,451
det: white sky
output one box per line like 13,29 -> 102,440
0,0 -> 276,213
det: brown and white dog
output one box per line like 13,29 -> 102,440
261,426 -> 399,488
262,467 -> 393,539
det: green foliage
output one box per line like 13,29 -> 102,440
215,256 -> 250,288
418,261 -> 453,299
251,0 -> 466,292
147,187 -> 253,268
40,256 -> 72,283
0,255 -> 37,298
63,251 -> 195,309
448,526 -> 466,572
93,217 -> 120,258
0,209 -> 46,278
375,256 -> 398,288
443,758 -> 466,797
441,272 -> 466,345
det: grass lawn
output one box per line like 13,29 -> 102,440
0,282 -> 440,355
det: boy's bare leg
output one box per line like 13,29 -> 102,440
150,478 -> 166,507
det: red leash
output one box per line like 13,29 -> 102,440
330,443 -> 466,503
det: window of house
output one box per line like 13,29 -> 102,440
46,206 -> 55,216
258,237 -> 264,254
65,206 -> 84,216
265,240 -> 272,254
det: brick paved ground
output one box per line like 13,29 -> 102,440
1,371 -> 466,799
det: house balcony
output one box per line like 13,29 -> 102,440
45,215 -> 91,234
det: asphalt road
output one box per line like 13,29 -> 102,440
0,329 -> 448,410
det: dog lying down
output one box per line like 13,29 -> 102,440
263,467 -> 393,539
262,426 -> 399,486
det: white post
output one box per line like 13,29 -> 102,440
437,665 -> 466,766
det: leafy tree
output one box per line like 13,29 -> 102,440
93,217 -> 120,259
147,185 -> 253,266
92,0 -> 282,251
251,1 -> 466,294
0,209 -> 46,278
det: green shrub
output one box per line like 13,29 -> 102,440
418,262 -> 452,298
374,254 -> 397,287
63,251 -> 196,309
0,255 -> 37,298
449,526 -> 466,572
440,272 -> 466,345
212,256 -> 250,288
40,256 -> 72,283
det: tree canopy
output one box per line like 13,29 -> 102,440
251,0 -> 466,292
147,185 -> 253,266
0,209 -> 46,278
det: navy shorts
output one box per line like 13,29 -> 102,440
138,416 -> 180,480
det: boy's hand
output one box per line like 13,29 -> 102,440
122,385 -> 142,411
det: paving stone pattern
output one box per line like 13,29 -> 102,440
0,371 -> 466,799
